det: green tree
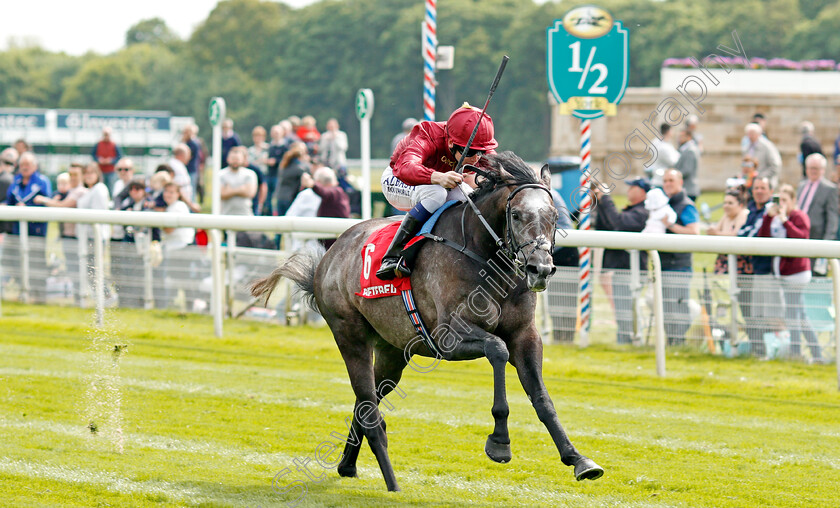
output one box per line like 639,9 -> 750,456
125,18 -> 181,48
786,2 -> 840,59
59,44 -> 175,110
0,47 -> 86,108
188,0 -> 289,80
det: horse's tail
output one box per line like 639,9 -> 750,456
250,249 -> 323,312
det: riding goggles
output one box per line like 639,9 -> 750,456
452,144 -> 485,158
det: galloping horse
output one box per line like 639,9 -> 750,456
251,151 -> 603,491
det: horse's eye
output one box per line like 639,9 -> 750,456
511,211 -> 521,221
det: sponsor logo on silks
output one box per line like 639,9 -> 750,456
361,283 -> 398,297
562,6 -> 613,39
384,177 -> 412,196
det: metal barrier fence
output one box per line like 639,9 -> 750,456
0,231 -> 292,318
545,262 -> 836,363
3,228 -> 834,366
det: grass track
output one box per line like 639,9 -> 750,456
1,302 -> 838,507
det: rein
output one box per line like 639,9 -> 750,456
424,166 -> 555,276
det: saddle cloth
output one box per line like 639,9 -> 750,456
355,200 -> 459,299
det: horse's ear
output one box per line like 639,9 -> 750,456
539,164 -> 552,188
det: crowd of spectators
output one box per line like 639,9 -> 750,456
595,112 -> 840,361
1,114 -> 355,251
0,114 -> 356,306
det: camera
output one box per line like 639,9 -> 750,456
771,195 -> 780,205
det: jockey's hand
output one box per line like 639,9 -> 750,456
431,171 -> 464,189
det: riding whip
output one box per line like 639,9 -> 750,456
454,55 -> 509,174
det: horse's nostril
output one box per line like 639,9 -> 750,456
526,264 -> 539,275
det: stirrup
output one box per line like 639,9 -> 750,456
377,256 -> 411,280
393,257 -> 411,278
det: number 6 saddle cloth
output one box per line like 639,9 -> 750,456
355,200 -> 459,299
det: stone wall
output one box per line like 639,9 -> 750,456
549,88 -> 840,192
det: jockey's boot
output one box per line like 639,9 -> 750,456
376,214 -> 423,280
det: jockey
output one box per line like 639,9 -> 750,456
377,103 -> 498,280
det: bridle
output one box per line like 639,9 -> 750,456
457,165 -> 557,275
503,183 -> 557,270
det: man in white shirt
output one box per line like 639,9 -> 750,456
168,144 -> 193,201
220,149 -> 258,216
284,187 -> 322,252
647,123 -> 680,187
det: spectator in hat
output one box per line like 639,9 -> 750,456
593,178 -> 650,344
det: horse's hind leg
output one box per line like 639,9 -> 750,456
337,340 -> 408,480
333,328 -> 401,491
509,326 -> 604,481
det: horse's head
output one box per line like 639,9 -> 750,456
475,152 -> 558,292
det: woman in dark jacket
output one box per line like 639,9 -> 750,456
274,142 -> 310,216
758,184 -> 823,361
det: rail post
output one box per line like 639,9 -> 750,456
830,258 -> 840,390
648,250 -> 666,377
19,221 -> 30,303
210,229 -> 224,337
727,253 -> 740,352
93,224 -> 105,328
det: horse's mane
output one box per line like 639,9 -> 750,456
470,151 -> 541,202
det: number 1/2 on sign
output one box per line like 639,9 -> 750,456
568,41 -> 607,94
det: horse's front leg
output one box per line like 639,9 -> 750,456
440,322 -> 512,463
508,325 -> 603,481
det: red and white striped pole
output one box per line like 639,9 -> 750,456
422,0 -> 437,121
578,118 -> 592,346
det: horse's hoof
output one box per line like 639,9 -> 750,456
337,465 -> 357,478
574,458 -> 604,481
484,436 -> 512,463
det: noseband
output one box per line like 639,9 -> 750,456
426,166 -> 557,279
466,165 -> 556,268
503,183 -> 557,269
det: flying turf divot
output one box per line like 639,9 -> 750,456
82,319 -> 128,453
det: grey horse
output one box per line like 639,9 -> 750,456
252,151 -> 603,492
